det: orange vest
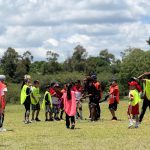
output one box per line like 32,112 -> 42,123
108,84 -> 119,104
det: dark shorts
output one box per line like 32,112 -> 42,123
32,103 -> 40,111
52,104 -> 59,114
24,100 -> 31,112
127,104 -> 139,115
109,102 -> 118,111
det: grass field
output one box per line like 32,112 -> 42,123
1,101 -> 150,150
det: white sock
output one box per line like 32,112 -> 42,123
129,119 -> 133,125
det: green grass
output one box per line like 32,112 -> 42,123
1,101 -> 150,150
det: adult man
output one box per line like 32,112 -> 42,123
86,77 -> 100,121
138,72 -> 150,123
91,75 -> 102,119
0,75 -> 7,132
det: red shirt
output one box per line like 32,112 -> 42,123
49,88 -> 56,96
108,84 -> 119,104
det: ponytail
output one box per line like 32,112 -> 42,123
67,83 -> 72,100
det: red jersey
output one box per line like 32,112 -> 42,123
108,84 -> 119,104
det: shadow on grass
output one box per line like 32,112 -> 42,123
6,129 -> 14,132
0,145 -> 9,147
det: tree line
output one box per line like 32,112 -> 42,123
0,46 -> 150,96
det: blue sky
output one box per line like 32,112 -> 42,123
0,0 -> 150,62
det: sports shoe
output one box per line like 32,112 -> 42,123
128,123 -> 133,129
49,118 -> 54,121
71,124 -> 75,129
45,119 -> 49,121
35,118 -> 41,122
24,120 -> 29,124
55,117 -> 60,121
66,126 -> 70,129
135,122 -> 139,128
112,117 -> 117,121
0,127 -> 6,132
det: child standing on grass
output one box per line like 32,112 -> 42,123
31,80 -> 41,122
21,79 -> 32,124
62,83 -> 76,129
108,78 -> 120,121
0,75 -> 7,132
128,81 -> 141,128
42,85 -> 53,121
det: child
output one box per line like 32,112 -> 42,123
31,80 -> 41,121
42,85 -> 53,121
50,83 -> 60,121
108,78 -> 120,120
0,75 -> 7,132
62,83 -> 76,129
20,79 -> 32,124
128,81 -> 141,128
73,80 -> 84,120
59,84 -> 67,120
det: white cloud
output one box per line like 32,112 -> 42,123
0,0 -> 150,62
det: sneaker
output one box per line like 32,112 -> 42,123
0,127 -> 6,132
71,124 -> 75,129
35,118 -> 41,122
28,120 -> 32,123
128,124 -> 133,129
112,117 -> 117,121
24,120 -> 29,124
55,117 -> 60,121
49,118 -> 54,121
45,119 -> 49,121
60,117 -> 64,120
135,122 -> 139,128
66,126 -> 70,129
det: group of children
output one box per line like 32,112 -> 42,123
1,72 -> 150,132
20,75 -> 85,129
19,74 -> 147,129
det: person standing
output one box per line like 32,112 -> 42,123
108,78 -> 120,120
138,72 -> 150,123
20,79 -> 32,124
86,77 -> 100,121
127,81 -> 141,128
42,85 -> 53,121
31,80 -> 41,121
0,75 -> 7,132
62,83 -> 76,129
73,80 -> 84,120
91,75 -> 102,120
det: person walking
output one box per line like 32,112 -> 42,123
62,83 -> 76,129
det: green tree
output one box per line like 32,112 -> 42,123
22,51 -> 33,73
42,50 -> 62,74
64,45 -> 87,72
14,61 -> 27,83
99,49 -> 115,64
119,48 -> 150,86
0,47 -> 19,78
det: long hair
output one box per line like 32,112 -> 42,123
21,81 -> 26,90
67,83 -> 72,100
21,79 -> 29,89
